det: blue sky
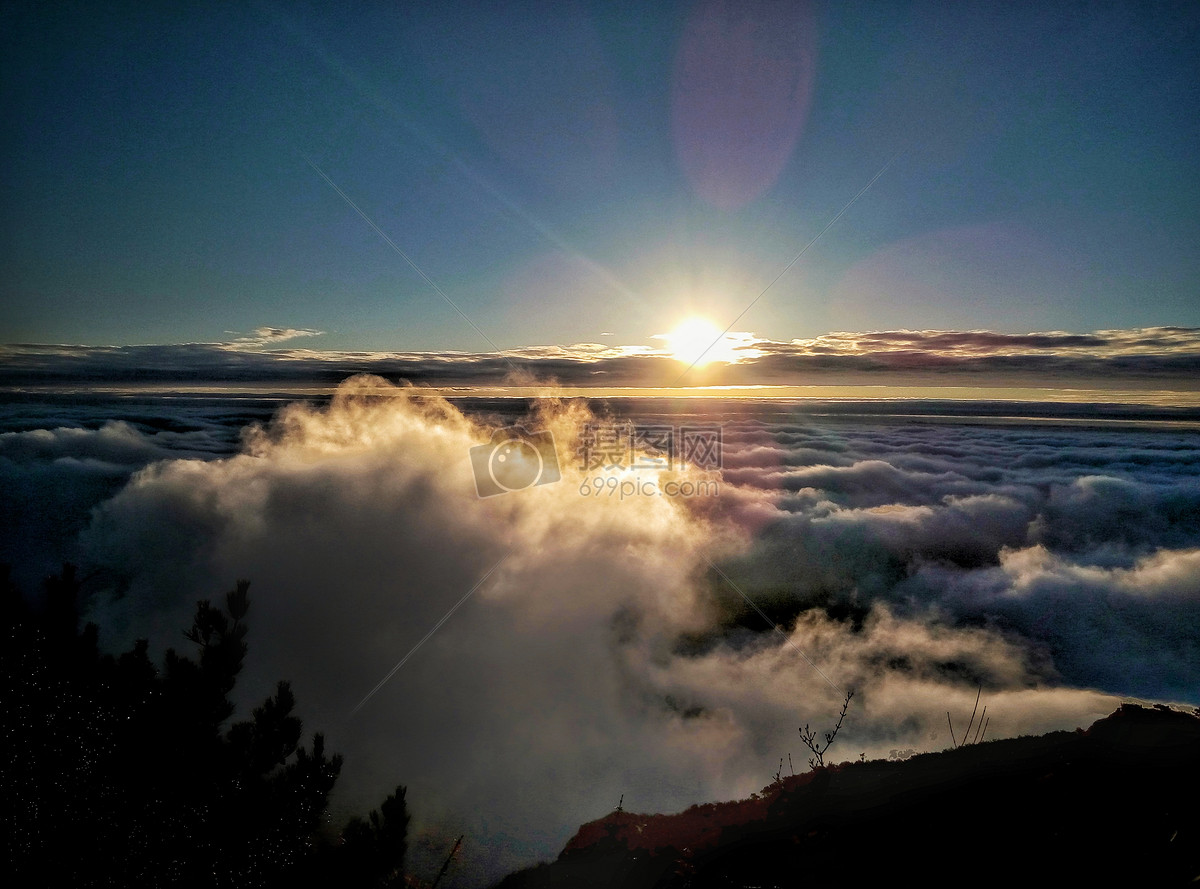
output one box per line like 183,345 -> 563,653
3,0 -> 1198,354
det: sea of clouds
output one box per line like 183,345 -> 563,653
3,376 -> 1198,885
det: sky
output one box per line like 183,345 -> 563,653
3,3 -> 1200,886
3,0 -> 1198,358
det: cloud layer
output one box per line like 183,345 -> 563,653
20,376 -> 1188,884
716,415 -> 1200,703
3,326 -> 1199,392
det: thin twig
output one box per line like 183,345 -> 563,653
430,835 -> 463,889
961,686 -> 981,748
972,706 -> 988,745
800,689 -> 855,767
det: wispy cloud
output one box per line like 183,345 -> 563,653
226,327 -> 325,348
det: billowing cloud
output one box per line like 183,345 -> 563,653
910,545 -> 1200,701
79,378 -> 736,880
0,417 -> 245,588
49,376 -> 1190,884
714,415 -> 1200,706
0,419 -> 221,467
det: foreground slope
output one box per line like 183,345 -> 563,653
495,705 -> 1200,888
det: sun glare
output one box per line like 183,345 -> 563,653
665,317 -> 738,366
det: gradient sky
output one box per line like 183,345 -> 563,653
3,6 -> 1200,877
2,1 -> 1198,353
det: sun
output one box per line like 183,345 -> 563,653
664,316 -> 734,366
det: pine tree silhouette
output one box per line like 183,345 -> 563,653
337,786 -> 412,888
2,563 -> 407,888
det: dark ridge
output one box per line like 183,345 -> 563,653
493,704 -> 1200,888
